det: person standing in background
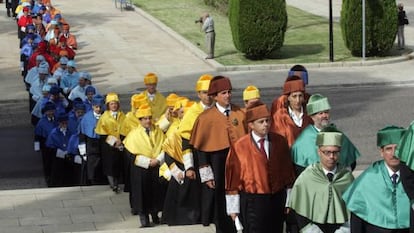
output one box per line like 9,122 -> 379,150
200,12 -> 215,59
397,3 -> 408,50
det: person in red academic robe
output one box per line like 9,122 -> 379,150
225,102 -> 296,233
269,75 -> 313,148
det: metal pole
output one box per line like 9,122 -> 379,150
362,0 -> 366,60
329,0 -> 334,62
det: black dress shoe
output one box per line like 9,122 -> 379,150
112,186 -> 121,193
131,209 -> 138,215
139,215 -> 151,227
152,214 -> 160,224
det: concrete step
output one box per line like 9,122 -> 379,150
0,185 -> 215,233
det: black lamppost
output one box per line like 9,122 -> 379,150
329,0 -> 334,62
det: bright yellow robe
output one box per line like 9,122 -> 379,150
178,101 -> 204,140
123,125 -> 165,159
165,117 -> 181,139
119,111 -> 140,137
141,90 -> 167,122
95,110 -> 126,139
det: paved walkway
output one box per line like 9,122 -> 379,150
0,0 -> 413,232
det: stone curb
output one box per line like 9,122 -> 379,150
132,4 -> 414,72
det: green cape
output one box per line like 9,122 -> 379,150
291,125 -> 361,167
342,160 -> 410,229
288,163 -> 354,225
396,121 -> 414,170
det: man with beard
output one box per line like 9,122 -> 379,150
291,94 -> 360,175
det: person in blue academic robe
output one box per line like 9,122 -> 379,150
46,113 -> 73,187
79,95 -> 106,185
34,102 -> 58,186
343,126 -> 409,233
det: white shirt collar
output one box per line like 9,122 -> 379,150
200,101 -> 212,110
251,131 -> 268,142
215,103 -> 231,115
288,106 -> 304,127
322,166 -> 337,175
384,163 -> 400,179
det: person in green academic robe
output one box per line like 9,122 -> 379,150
291,93 -> 360,176
397,121 -> 414,233
288,127 -> 354,233
343,125 -> 409,233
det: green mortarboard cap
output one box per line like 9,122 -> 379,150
316,124 -> 342,147
395,122 -> 414,170
306,94 -> 331,115
377,125 -> 406,147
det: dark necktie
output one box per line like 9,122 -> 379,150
391,173 -> 398,185
224,109 -> 230,117
145,128 -> 150,136
258,138 -> 267,158
327,172 -> 334,182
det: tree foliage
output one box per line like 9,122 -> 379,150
341,0 -> 397,56
229,0 -> 287,59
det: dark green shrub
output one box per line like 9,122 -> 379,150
228,0 -> 287,59
341,0 -> 397,56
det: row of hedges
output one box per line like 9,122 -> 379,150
206,0 -> 398,59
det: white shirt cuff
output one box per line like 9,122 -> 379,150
78,143 -> 86,155
134,155 -> 151,169
170,164 -> 184,184
156,151 -> 165,164
157,117 -> 171,132
225,194 -> 240,215
199,166 -> 214,183
285,188 -> 292,207
183,151 -> 194,170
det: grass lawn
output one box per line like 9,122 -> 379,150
132,0 -> 400,65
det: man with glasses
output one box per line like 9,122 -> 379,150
288,126 -> 354,233
343,126 -> 410,233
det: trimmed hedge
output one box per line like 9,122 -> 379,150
228,0 -> 287,59
341,0 -> 397,56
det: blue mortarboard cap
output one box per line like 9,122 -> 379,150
59,57 -> 68,65
85,86 -> 96,95
41,102 -> 56,114
54,14 -> 62,20
74,103 -> 86,111
92,94 -> 104,107
49,86 -> 60,95
26,33 -> 36,40
36,54 -> 45,61
27,24 -> 35,31
67,60 -> 76,68
57,113 -> 69,122
38,62 -> 49,74
42,84 -> 51,92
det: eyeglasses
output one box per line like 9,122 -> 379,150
320,150 -> 340,156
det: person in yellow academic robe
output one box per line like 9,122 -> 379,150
123,103 -> 166,227
139,73 -> 167,122
119,93 -> 148,194
95,93 -> 125,193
